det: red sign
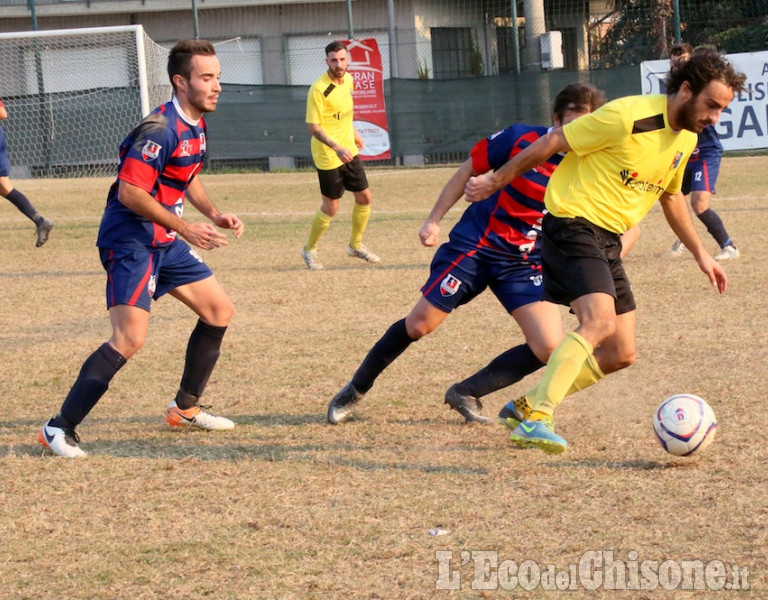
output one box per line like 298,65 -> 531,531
344,38 -> 391,161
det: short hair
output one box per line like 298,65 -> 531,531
325,41 -> 347,56
167,39 -> 216,90
670,42 -> 693,58
552,83 -> 606,122
665,48 -> 746,96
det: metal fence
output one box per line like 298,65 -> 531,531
0,0 -> 765,172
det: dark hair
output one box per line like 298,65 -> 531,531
167,39 -> 216,90
670,42 -> 692,57
665,48 -> 746,96
553,83 -> 606,122
325,41 -> 347,56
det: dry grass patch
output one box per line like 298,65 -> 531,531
0,160 -> 766,598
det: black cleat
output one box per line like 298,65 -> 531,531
444,384 -> 492,424
35,218 -> 54,247
327,381 -> 364,424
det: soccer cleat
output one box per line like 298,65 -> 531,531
347,244 -> 381,263
164,401 -> 235,430
498,395 -> 532,431
444,384 -> 492,424
714,244 -> 740,260
327,381 -> 364,424
510,418 -> 568,454
38,419 -> 87,458
35,218 -> 54,247
301,248 -> 324,270
670,239 -> 686,256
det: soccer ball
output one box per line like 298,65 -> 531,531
652,394 -> 717,457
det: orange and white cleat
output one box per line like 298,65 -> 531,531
164,401 -> 235,430
38,419 -> 87,458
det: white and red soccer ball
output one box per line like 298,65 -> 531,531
652,394 -> 717,457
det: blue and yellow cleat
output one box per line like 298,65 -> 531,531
511,419 -> 568,454
497,395 -> 532,431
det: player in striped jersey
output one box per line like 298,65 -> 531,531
39,39 -> 244,458
327,83 -> 606,425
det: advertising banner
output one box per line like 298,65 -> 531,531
344,38 -> 391,160
640,51 -> 768,150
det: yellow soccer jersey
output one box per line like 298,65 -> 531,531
306,71 -> 357,170
546,94 -> 697,233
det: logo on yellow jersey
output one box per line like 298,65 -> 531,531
620,169 -> 665,196
670,151 -> 684,170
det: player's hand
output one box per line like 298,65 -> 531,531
213,213 -> 244,239
180,222 -> 229,250
698,254 -> 728,293
464,173 -> 494,203
419,220 -> 440,247
335,147 -> 354,163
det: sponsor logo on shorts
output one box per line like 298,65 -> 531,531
148,275 -> 157,296
189,249 -> 204,264
440,274 -> 462,297
141,140 -> 162,161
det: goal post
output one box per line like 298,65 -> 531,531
0,25 -> 171,178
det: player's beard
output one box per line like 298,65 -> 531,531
188,87 -> 217,114
674,95 -> 709,133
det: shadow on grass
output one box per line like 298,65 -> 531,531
270,262 -> 428,274
549,459 -> 693,470
6,436 -> 490,475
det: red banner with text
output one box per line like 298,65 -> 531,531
344,38 -> 391,160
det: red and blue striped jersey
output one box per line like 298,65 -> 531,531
448,123 -> 562,261
97,98 -> 207,249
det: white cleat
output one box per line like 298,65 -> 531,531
670,239 -> 686,256
38,420 -> 87,458
301,248 -> 324,270
164,401 -> 235,430
714,244 -> 740,260
347,244 -> 381,263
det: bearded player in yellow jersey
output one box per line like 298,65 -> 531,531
465,50 -> 746,454
301,41 -> 380,270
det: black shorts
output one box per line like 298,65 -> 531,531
541,214 -> 636,315
316,155 -> 369,199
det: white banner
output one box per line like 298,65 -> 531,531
640,51 -> 768,150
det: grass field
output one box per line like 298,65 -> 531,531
0,158 -> 766,598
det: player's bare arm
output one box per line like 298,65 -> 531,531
117,180 -> 228,251
307,122 -> 353,163
185,176 -> 244,239
354,128 -> 365,150
464,128 -> 571,202
419,159 -> 476,247
0,105 -> 7,121
660,191 -> 727,293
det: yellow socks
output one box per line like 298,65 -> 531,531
528,332 -> 594,419
350,203 -> 371,249
305,209 -> 332,252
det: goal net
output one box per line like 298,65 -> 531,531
0,25 -> 171,178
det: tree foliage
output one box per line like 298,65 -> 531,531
590,0 -> 768,68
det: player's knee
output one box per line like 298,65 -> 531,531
601,349 -> 636,374
528,338 -> 559,363
210,297 -> 235,327
112,335 -> 144,359
404,315 -> 435,340
580,317 -> 616,346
